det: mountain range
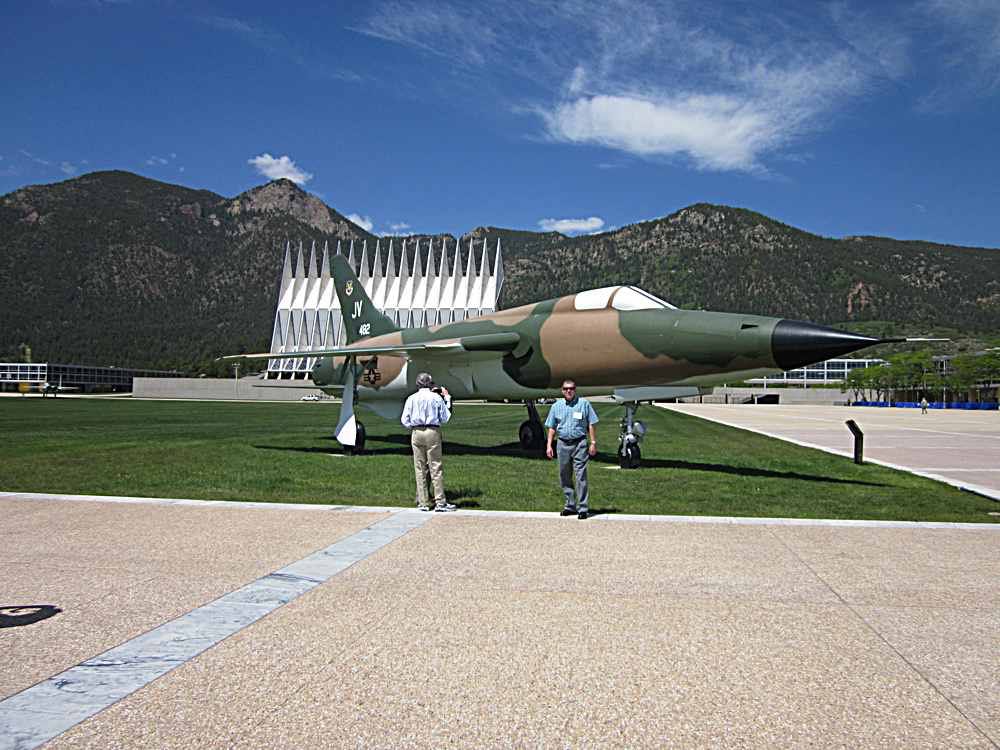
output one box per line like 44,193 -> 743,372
2,171 -> 997,371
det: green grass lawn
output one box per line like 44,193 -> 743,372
1,398 -> 996,522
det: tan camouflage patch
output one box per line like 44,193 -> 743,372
538,305 -> 688,387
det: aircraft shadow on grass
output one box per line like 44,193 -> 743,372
254,434 -> 886,488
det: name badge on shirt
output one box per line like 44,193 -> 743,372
573,411 -> 583,420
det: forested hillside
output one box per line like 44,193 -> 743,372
2,172 -> 997,371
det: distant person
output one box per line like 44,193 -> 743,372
401,372 -> 453,512
545,379 -> 599,519
920,397 -> 929,414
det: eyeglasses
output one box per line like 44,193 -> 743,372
562,386 -> 576,391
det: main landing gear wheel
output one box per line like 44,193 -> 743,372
344,422 -> 367,455
519,420 -> 544,450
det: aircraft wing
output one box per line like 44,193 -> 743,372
218,331 -> 521,362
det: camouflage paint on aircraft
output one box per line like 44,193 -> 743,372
222,254 -> 888,412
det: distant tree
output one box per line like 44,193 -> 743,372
947,354 -> 979,402
843,368 -> 868,402
885,350 -> 935,400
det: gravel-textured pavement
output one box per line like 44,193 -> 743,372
1,495 -> 997,749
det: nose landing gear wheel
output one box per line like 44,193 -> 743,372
619,442 -> 641,469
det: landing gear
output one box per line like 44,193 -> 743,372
344,422 -> 366,455
618,402 -> 645,469
519,400 -> 545,451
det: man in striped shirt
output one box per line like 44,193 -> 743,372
401,372 -> 454,512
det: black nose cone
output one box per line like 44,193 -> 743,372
771,320 -> 882,371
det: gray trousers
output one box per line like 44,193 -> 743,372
557,438 -> 590,513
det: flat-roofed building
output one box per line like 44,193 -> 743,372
0,362 -> 184,393
746,357 -> 886,386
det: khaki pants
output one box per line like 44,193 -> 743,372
411,426 -> 445,508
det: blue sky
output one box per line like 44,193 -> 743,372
3,0 -> 1000,247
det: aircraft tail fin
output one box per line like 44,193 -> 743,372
331,254 -> 400,344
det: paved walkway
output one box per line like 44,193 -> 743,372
665,403 -> 1000,501
1,494 -> 998,748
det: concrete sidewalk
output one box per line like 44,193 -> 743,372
1,495 -> 998,748
665,403 -> 1000,501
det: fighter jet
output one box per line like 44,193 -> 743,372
222,255 -> 904,467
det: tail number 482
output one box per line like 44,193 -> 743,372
358,323 -> 371,336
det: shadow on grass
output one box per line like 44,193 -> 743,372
319,433 -> 553,461
446,486 -> 482,507
617,456 -> 889,487
255,436 -> 887,488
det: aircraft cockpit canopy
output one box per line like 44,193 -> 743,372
573,285 -> 677,312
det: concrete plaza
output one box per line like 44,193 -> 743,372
1,493 -> 997,749
665,403 -> 1000,501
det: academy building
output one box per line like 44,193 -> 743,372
266,237 -> 503,380
0,362 -> 183,393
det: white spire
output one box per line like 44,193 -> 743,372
437,239 -> 454,325
317,242 -> 334,348
467,237 -> 487,316
269,241 -> 293,376
304,242 -> 322,367
408,241 -> 427,328
371,240 -> 386,311
451,238 -> 469,322
383,239 -> 401,325
358,240 -> 371,289
424,240 -> 442,327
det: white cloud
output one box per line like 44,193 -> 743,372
247,153 -> 313,185
60,162 -> 77,175
347,213 -> 374,232
353,4 -> 495,67
202,15 -> 362,83
543,94 -> 776,172
540,35 -> 875,173
358,1 -> 908,174
19,149 -> 51,166
389,222 -> 411,233
538,216 -> 605,234
146,156 -> 169,166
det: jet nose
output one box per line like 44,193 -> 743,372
771,319 -> 882,371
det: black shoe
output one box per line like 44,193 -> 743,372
560,508 -> 577,517
578,511 -> 589,520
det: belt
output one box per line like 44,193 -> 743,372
412,424 -> 439,429
558,436 -> 585,444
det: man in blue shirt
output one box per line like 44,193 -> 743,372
544,379 -> 599,519
401,372 -> 453,511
